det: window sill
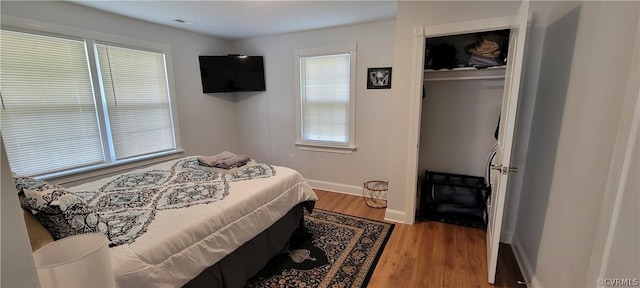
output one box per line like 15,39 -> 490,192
39,149 -> 185,186
295,142 -> 356,154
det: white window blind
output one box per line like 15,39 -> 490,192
96,44 -> 175,159
300,54 -> 350,144
1,24 -> 179,178
0,30 -> 105,175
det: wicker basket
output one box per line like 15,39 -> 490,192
362,180 -> 388,208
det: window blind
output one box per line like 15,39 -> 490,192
96,44 -> 175,160
0,30 -> 105,175
300,54 -> 350,144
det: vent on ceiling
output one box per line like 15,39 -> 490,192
173,19 -> 196,25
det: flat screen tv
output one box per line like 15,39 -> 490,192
199,55 -> 266,93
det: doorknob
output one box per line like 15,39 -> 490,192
490,165 -> 518,174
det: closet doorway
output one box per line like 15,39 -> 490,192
405,1 -> 530,284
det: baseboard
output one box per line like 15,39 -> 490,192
531,275 -> 541,288
306,179 -> 362,196
384,209 -> 406,223
511,235 -> 541,288
307,179 -> 409,224
501,231 -> 513,244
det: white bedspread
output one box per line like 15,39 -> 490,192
68,157 -> 318,287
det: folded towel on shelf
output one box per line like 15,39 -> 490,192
197,151 -> 251,169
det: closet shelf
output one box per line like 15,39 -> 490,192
424,65 -> 506,82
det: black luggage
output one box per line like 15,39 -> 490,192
419,170 -> 490,228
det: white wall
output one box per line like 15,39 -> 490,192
603,128 -> 639,281
603,127 -> 639,283
419,79 -> 503,178
513,2 -> 639,286
598,15 -> 640,282
1,136 -> 40,287
231,19 -> 396,194
0,1 -> 237,161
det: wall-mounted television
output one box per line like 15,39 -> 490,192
199,55 -> 266,93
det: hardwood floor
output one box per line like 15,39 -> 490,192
313,190 -> 525,288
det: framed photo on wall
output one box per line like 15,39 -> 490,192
367,67 -> 392,89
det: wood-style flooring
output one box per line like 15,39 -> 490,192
313,190 -> 525,288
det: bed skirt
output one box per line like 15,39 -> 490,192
184,201 -> 315,288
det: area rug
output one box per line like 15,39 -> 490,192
245,209 -> 394,288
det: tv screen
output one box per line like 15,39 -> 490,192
199,55 -> 266,93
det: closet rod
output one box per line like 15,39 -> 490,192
424,75 -> 505,82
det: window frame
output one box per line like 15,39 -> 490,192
0,15 -> 183,181
294,43 -> 357,154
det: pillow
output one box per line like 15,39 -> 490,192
15,177 -> 108,241
13,176 -> 64,212
32,195 -> 106,240
14,176 -> 63,193
22,188 -> 70,213
22,188 -> 106,240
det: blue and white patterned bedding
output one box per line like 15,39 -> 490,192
67,156 -> 317,288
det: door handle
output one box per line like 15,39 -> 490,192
491,165 -> 518,174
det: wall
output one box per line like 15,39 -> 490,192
1,136 -> 39,287
513,1 -> 639,287
389,1 -> 520,221
419,79 -> 503,178
231,19 -> 396,193
597,15 -> 640,282
603,127 -> 639,281
0,1 -> 237,163
603,126 -> 639,284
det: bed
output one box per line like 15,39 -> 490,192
18,156 -> 318,287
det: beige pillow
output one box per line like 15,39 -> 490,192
22,209 -> 54,251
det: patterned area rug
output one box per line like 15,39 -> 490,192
246,209 -> 394,288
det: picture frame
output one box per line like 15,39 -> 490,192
367,67 -> 392,89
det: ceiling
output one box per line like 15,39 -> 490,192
70,1 -> 398,40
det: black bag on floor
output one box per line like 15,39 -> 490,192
419,170 -> 489,228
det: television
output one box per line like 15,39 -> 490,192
199,55 -> 266,93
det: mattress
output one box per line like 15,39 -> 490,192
68,157 -> 318,287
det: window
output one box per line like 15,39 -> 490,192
95,44 -> 175,159
1,27 -> 178,177
294,44 -> 356,153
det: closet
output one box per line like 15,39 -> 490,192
406,1 -> 529,284
417,30 -> 509,227
420,31 -> 510,177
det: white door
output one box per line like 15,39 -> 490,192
486,1 -> 530,284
